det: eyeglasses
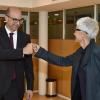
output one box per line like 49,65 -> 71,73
6,15 -> 24,24
76,29 -> 88,34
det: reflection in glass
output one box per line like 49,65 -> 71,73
48,11 -> 63,39
30,12 -> 39,39
65,6 -> 94,39
0,17 -> 5,27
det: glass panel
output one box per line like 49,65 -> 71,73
30,12 -> 39,39
48,11 -> 63,39
18,12 -> 27,33
65,6 -> 94,39
0,17 -> 5,27
18,19 -> 26,32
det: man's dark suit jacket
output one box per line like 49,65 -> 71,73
35,39 -> 100,100
0,27 -> 34,98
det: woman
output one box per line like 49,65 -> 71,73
33,17 -> 100,100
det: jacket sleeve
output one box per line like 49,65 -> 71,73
35,47 -> 74,67
24,54 -> 34,90
0,48 -> 23,60
24,35 -> 34,90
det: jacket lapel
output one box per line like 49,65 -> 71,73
75,49 -> 82,72
0,27 -> 11,48
16,31 -> 22,48
80,40 -> 95,69
81,48 -> 90,69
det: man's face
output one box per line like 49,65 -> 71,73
5,8 -> 23,32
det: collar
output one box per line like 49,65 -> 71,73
81,39 -> 95,51
5,25 -> 17,37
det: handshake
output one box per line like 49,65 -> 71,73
23,43 -> 40,55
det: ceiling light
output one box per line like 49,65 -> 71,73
54,13 -> 59,16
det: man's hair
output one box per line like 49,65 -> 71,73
5,7 -> 10,15
5,7 -> 21,15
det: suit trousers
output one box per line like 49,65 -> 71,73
0,80 -> 22,100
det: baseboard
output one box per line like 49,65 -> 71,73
33,90 -> 38,93
58,94 -> 71,100
32,90 -> 71,100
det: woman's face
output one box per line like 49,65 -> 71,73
74,29 -> 90,48
74,30 -> 84,43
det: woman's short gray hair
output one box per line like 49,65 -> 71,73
76,17 -> 99,39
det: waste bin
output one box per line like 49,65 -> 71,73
46,78 -> 57,97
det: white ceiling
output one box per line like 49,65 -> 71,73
32,0 -> 70,7
32,0 -> 100,11
0,0 -> 100,11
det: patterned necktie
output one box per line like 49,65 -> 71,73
9,33 -> 16,79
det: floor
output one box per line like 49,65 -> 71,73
23,93 -> 67,100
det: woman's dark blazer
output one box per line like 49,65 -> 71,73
35,39 -> 100,100
0,27 -> 34,98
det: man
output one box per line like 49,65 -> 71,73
33,17 -> 100,100
0,7 -> 34,100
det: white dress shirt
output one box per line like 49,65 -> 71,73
5,26 -> 17,49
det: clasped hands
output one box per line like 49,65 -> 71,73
23,43 -> 39,55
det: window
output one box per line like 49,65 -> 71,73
48,11 -> 63,39
30,12 -> 39,39
65,6 -> 94,39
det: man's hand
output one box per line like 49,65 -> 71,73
23,43 -> 33,55
26,90 -> 33,100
